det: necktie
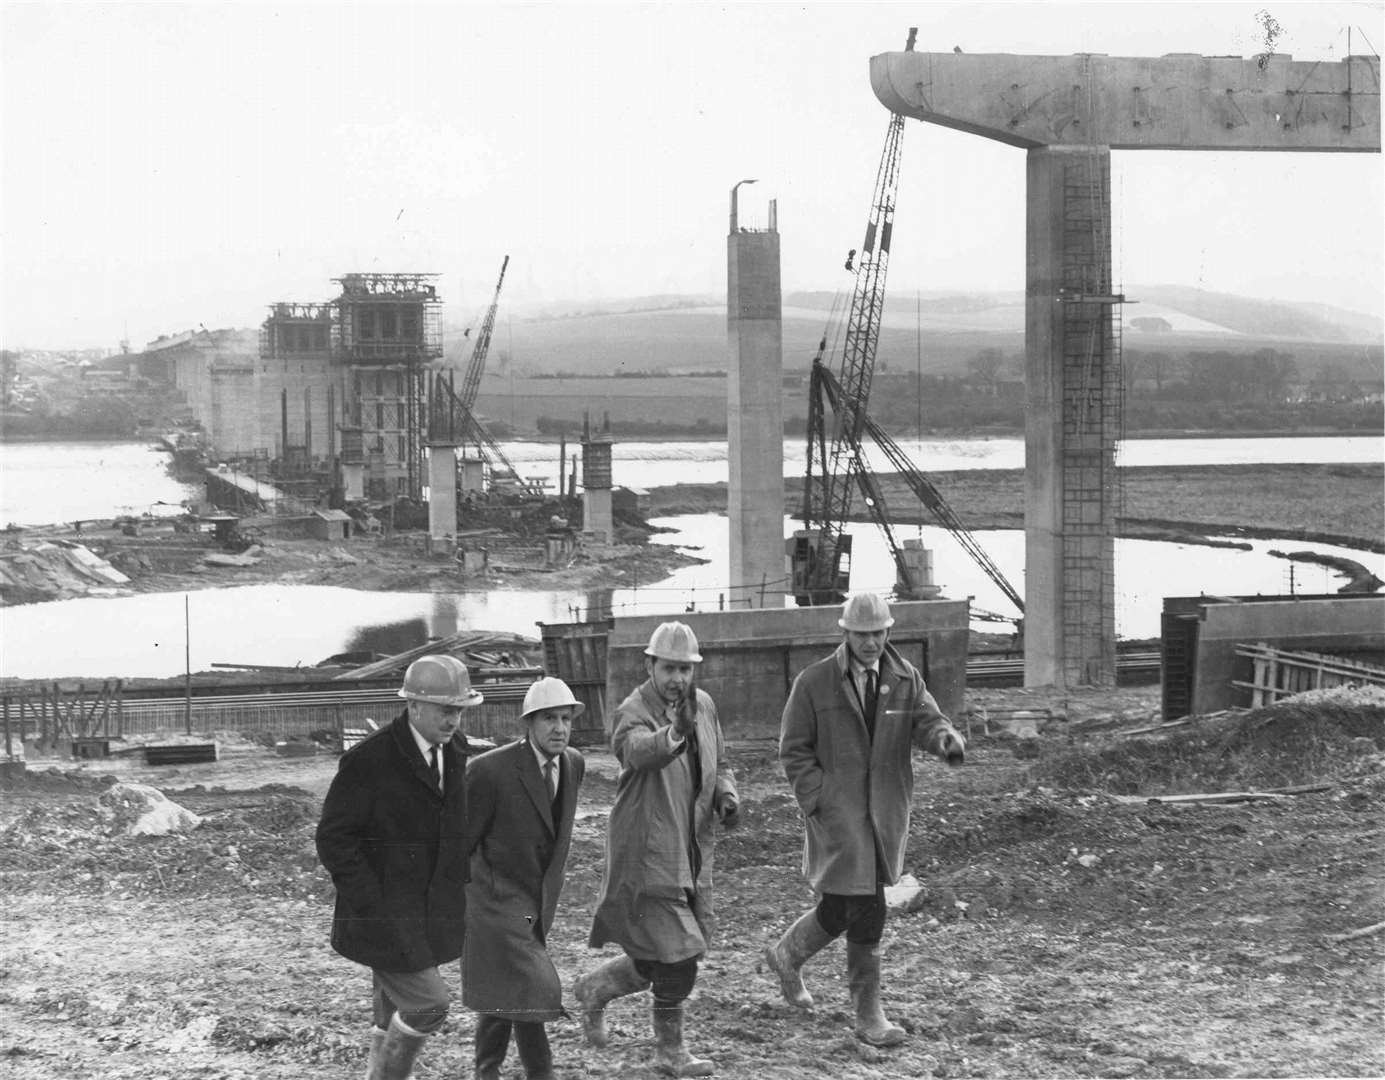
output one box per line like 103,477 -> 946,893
861,669 -> 878,738
429,745 -> 443,791
543,758 -> 558,801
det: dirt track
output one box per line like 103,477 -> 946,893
1,685 -> 1382,1079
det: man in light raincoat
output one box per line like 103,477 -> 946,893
768,593 -> 965,1046
575,621 -> 739,1078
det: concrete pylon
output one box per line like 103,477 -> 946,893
727,185 -> 785,609
871,48 -> 1381,688
581,424 -> 614,542
427,443 -> 460,541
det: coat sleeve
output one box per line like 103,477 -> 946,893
462,755 -> 497,864
315,752 -> 385,913
908,679 -> 964,757
779,670 -> 825,818
611,696 -> 684,771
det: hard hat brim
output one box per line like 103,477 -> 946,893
399,688 -> 485,707
522,700 -> 586,720
838,617 -> 895,630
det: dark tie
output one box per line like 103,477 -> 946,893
545,758 -> 562,823
862,669 -> 878,736
429,745 -> 443,791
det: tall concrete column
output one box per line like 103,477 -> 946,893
427,442 -> 459,540
727,190 -> 785,608
1025,145 -> 1118,687
581,431 -> 614,541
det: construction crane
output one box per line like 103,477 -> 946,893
793,50 -> 1024,617
794,110 -> 905,605
429,256 -> 541,497
458,255 -> 508,413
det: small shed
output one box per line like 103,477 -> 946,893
309,509 -> 352,541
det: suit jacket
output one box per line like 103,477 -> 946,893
315,711 -> 472,972
461,737 -> 585,1021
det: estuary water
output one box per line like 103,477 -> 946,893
1,435 -> 1380,679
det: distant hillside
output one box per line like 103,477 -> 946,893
445,285 -> 1382,380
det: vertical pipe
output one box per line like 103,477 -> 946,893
280,388 -> 289,463
184,595 -> 192,736
304,387 -> 313,465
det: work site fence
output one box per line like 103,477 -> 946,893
4,682 -> 534,755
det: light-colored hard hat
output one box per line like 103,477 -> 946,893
521,676 -> 586,720
397,654 -> 483,707
644,621 -> 702,663
838,593 -> 895,632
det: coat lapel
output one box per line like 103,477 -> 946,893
393,714 -> 443,798
515,738 -> 556,835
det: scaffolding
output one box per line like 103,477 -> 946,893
1054,148 -> 1124,687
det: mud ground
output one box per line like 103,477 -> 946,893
1,684 -> 1382,1079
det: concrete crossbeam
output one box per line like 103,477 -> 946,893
871,51 -> 1381,152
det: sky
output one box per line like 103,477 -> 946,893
2,0 -> 1382,351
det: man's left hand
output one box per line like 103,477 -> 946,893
717,796 -> 741,830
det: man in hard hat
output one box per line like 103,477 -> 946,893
461,676 -> 587,1080
575,620 -> 738,1078
315,653 -> 482,1080
769,593 -> 965,1047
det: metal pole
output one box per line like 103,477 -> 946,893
184,594 -> 193,736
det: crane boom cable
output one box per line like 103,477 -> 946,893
818,365 -> 1024,615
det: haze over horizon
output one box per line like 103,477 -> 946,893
3,1 -> 1382,352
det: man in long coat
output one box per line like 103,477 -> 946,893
768,593 -> 965,1046
575,621 -> 738,1079
461,677 -> 587,1080
315,654 -> 482,1080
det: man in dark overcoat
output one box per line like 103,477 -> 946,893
461,677 -> 587,1080
768,593 -> 965,1047
315,653 -> 483,1080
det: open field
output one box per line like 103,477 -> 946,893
1,684 -> 1382,1079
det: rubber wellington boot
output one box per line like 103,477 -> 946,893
573,954 -> 651,1048
846,941 -> 906,1047
369,1013 -> 428,1080
765,909 -> 836,1009
363,1026 -> 387,1078
652,1005 -> 714,1078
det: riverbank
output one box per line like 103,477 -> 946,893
652,461 -> 1385,556
0,517 -> 705,608
3,461 -> 1379,608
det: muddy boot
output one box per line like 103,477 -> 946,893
765,910 -> 836,1009
368,1013 -> 429,1080
363,1026 -> 387,1077
847,941 -> 905,1047
652,1005 -> 714,1077
573,954 -> 650,1048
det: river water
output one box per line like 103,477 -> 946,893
1,435 -> 1380,679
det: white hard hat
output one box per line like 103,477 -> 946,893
644,621 -> 702,663
398,654 -> 484,707
838,593 -> 894,632
521,676 -> 585,720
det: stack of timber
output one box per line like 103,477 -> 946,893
331,630 -> 543,682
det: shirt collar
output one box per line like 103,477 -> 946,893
850,658 -> 881,681
408,721 -> 439,762
529,735 -> 558,770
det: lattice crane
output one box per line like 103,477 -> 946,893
794,111 -> 905,605
427,255 -> 541,497
794,37 -> 1023,617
